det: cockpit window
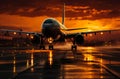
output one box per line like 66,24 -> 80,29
44,19 -> 53,23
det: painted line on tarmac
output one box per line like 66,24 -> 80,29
101,64 -> 120,79
10,59 -> 46,79
10,63 -> 37,79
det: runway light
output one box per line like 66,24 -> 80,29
26,33 -> 30,36
13,56 -> 16,73
13,32 -> 17,35
100,32 -> 103,35
30,36 -> 34,39
90,34 -> 92,36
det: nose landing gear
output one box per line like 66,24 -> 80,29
48,37 -> 54,50
49,44 -> 53,50
71,45 -> 77,50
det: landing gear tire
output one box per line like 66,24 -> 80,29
40,45 -> 45,49
71,45 -> 77,50
49,45 -> 53,50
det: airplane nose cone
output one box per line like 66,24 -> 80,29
42,24 -> 54,37
42,24 -> 61,39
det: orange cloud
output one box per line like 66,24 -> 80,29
0,14 -> 119,32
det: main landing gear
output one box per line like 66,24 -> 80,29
39,45 -> 45,49
71,38 -> 77,50
39,36 -> 45,49
49,44 -> 53,50
39,44 -> 54,50
39,37 -> 54,50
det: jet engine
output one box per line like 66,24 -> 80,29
75,34 -> 84,45
31,34 -> 41,44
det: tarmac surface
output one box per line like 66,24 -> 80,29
0,45 -> 120,79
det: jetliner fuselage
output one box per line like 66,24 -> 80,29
42,18 -> 65,41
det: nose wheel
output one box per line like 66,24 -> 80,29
71,45 -> 77,50
49,45 -> 53,50
48,37 -> 54,50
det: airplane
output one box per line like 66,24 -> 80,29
0,4 -> 120,50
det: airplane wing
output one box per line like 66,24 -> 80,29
66,29 -> 120,38
81,29 -> 120,34
0,29 -> 42,36
61,28 -> 87,31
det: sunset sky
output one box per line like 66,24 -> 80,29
0,0 -> 120,32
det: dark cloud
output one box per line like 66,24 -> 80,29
0,0 -> 120,19
0,25 -> 21,30
0,25 -> 30,30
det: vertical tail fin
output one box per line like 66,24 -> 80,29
62,3 -> 65,25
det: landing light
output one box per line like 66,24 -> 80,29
48,37 -> 53,43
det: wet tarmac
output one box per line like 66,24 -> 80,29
0,46 -> 120,79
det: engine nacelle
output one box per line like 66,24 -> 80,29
75,34 -> 84,45
31,34 -> 41,44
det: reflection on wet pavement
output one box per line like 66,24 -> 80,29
0,46 -> 120,79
